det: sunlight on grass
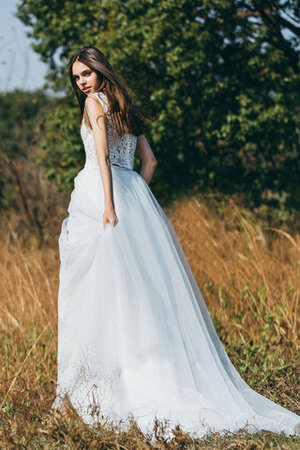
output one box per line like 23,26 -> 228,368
0,195 -> 299,448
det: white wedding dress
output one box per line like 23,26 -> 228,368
54,90 -> 300,440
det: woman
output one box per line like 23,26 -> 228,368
53,46 -> 300,440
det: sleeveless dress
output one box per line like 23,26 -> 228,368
54,90 -> 300,440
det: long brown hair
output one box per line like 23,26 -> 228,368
68,47 -> 145,136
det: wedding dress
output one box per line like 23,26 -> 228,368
54,90 -> 300,440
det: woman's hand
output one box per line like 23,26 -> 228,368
103,205 -> 119,229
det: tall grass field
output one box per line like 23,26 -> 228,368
0,195 -> 299,449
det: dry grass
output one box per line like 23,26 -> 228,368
0,194 -> 299,448
169,195 -> 299,351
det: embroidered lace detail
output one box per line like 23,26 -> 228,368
80,91 -> 137,170
54,340 -> 122,423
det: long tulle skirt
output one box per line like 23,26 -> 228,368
54,164 -> 300,440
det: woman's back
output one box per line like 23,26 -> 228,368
81,91 -> 137,170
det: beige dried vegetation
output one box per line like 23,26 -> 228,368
0,195 -> 299,448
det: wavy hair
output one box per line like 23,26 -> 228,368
68,46 -> 145,136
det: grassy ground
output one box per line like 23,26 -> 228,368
0,194 -> 299,449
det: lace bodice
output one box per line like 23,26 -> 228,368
80,91 -> 137,170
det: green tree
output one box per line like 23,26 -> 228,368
0,90 -> 65,239
16,0 -> 300,210
0,89 -> 48,209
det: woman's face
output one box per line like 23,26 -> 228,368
72,60 -> 101,94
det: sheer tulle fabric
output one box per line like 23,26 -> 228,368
54,164 -> 300,440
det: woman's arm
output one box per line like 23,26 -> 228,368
135,135 -> 158,185
84,95 -> 118,228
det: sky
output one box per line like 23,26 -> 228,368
0,0 -> 47,93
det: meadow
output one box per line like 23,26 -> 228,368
0,193 -> 299,449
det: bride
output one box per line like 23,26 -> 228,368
53,46 -> 300,440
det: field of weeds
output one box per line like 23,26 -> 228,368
0,194 -> 299,449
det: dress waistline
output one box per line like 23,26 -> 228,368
83,163 -> 133,171
111,164 -> 132,171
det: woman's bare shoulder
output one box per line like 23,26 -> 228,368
84,93 -> 105,117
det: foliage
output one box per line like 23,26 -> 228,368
36,98 -> 85,193
0,90 -> 47,204
16,0 -> 300,210
0,90 -> 71,240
